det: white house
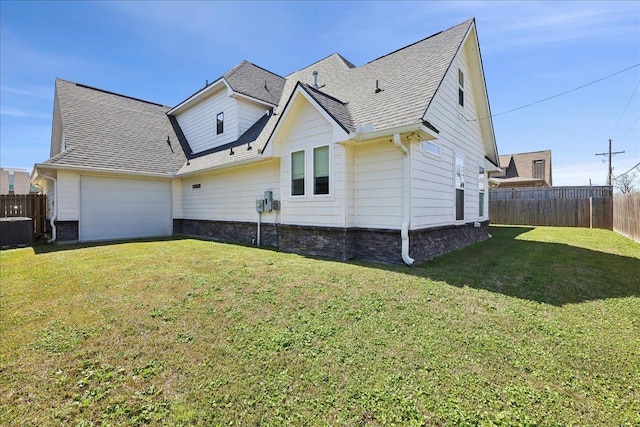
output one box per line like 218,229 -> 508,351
32,18 -> 500,264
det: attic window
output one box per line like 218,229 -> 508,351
216,112 -> 224,135
458,69 -> 464,107
532,160 -> 545,180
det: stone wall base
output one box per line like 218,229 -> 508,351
54,220 -> 79,243
174,219 -> 490,265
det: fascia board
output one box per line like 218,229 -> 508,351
168,78 -> 231,115
33,163 -> 176,180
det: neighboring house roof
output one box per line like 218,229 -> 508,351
42,79 -> 186,175
491,150 -> 552,187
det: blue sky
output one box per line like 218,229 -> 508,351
1,1 -> 638,185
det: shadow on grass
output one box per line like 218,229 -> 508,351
30,236 -> 185,255
29,227 -> 639,306
376,226 -> 640,306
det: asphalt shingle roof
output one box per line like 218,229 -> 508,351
43,19 -> 478,176
44,79 -> 186,175
178,19 -> 474,174
224,61 -> 286,105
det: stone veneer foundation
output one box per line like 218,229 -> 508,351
174,219 -> 490,265
54,220 -> 79,243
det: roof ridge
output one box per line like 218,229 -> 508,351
224,60 -> 285,81
285,53 -> 348,77
64,80 -> 169,108
365,18 -> 474,65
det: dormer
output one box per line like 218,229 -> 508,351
168,61 -> 285,156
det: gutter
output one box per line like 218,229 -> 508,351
392,133 -> 415,266
348,122 -> 438,143
33,163 -> 176,179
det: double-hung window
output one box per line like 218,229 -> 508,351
458,69 -> 464,107
313,146 -> 329,195
455,155 -> 465,221
216,112 -> 224,135
291,150 -> 305,196
478,166 -> 485,217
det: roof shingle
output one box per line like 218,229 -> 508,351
44,79 -> 186,175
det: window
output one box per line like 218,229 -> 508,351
455,156 -> 464,221
216,112 -> 224,135
291,150 -> 305,196
192,183 -> 201,190
458,69 -> 464,107
478,166 -> 485,217
532,160 -> 544,180
313,146 -> 329,195
423,141 -> 440,156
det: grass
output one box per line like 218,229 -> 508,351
1,226 -> 639,426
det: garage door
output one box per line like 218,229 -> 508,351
80,176 -> 172,242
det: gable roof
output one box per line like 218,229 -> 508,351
170,61 -> 286,114
40,79 -> 186,175
178,20 -> 478,175
224,60 -> 286,105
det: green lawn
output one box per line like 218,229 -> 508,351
1,226 -> 639,426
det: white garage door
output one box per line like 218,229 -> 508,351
80,176 -> 172,242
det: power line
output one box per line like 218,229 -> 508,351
470,63 -> 640,122
621,114 -> 640,139
616,161 -> 640,178
611,80 -> 640,137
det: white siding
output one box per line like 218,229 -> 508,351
279,99 -> 345,227
181,160 -> 280,223
238,99 -> 268,136
414,36 -> 487,228
354,140 -> 404,229
175,88 -> 238,154
57,170 -> 79,221
172,178 -> 183,219
39,179 -> 54,219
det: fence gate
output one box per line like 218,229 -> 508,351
0,194 -> 47,237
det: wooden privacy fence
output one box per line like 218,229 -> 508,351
489,186 -> 613,229
490,186 -> 613,200
613,192 -> 640,242
0,194 -> 47,237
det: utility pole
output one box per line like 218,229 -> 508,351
595,139 -> 625,186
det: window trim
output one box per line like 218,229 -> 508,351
312,144 -> 331,197
455,155 -> 465,222
290,149 -> 305,197
458,69 -> 464,107
532,159 -> 545,180
478,166 -> 485,218
216,112 -> 224,135
423,141 -> 440,157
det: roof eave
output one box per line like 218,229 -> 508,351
347,122 -> 439,143
33,163 -> 176,179
176,155 -> 271,178
168,78 -> 230,115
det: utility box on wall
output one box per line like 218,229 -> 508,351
0,217 -> 32,248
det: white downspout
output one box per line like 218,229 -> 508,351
39,173 -> 57,243
257,212 -> 261,246
393,133 -> 414,266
